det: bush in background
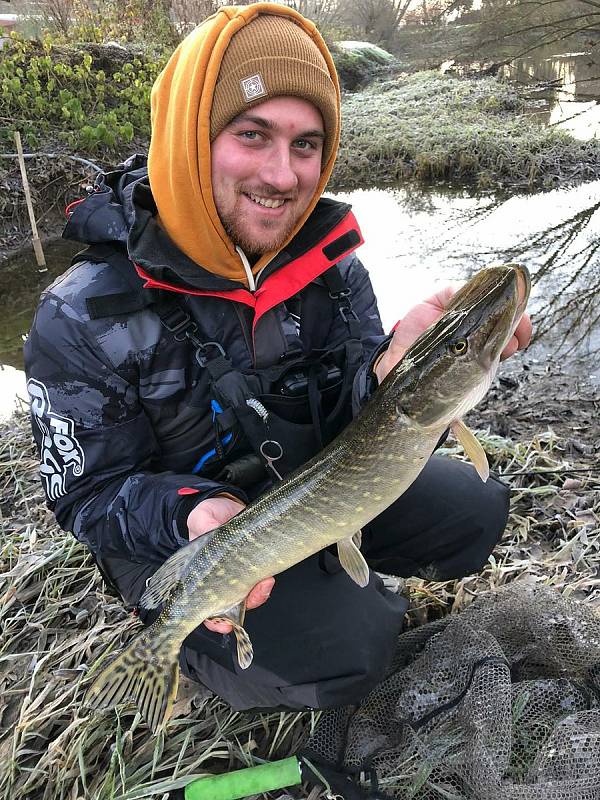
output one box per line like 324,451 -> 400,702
0,32 -> 166,152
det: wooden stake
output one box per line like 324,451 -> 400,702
14,131 -> 47,272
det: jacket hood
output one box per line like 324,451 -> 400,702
146,2 -> 341,286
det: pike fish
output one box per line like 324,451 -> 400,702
85,263 -> 530,733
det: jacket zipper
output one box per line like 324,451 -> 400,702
234,303 -> 256,368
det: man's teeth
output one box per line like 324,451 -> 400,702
247,193 -> 285,208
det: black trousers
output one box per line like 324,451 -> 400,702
171,455 -> 509,712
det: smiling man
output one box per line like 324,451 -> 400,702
24,3 -> 530,713
211,97 -> 325,256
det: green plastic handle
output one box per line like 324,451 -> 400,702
184,756 -> 302,800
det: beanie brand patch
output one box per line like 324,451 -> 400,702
240,73 -> 267,103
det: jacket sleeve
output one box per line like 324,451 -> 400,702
325,254 -> 392,414
24,287 -> 246,572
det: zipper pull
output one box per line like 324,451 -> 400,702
245,399 -> 284,481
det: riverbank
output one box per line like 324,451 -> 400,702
3,65 -> 600,260
1,361 -> 598,797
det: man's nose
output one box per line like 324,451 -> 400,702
257,145 -> 298,194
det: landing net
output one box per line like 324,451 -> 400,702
305,583 -> 600,799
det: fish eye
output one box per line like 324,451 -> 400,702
449,338 -> 468,356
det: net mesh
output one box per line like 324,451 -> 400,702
305,583 -> 600,799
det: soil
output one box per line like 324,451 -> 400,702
0,152 -> 100,261
471,357 -> 599,456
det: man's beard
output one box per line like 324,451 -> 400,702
217,184 -> 305,258
220,212 -> 293,259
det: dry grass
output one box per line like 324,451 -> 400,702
0,414 -> 324,800
1,364 -> 598,799
409,427 -> 600,629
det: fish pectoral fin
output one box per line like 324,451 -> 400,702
139,533 -> 215,610
212,600 -> 247,628
352,530 -> 363,549
338,536 -> 370,588
209,613 -> 254,670
451,419 -> 490,483
84,631 -> 179,735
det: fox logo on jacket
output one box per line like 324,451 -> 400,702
27,379 -> 85,501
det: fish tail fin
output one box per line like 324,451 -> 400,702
84,633 -> 179,734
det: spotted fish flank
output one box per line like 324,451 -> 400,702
84,264 -> 530,733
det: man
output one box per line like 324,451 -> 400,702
25,3 -> 531,712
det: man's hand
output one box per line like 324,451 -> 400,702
187,496 -> 275,634
374,286 -> 532,384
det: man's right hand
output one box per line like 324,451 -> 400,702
187,495 -> 275,634
374,285 -> 532,385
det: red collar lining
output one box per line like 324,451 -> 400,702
251,212 -> 363,335
134,210 -> 364,334
134,266 -> 256,308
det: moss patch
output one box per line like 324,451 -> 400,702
332,41 -> 400,91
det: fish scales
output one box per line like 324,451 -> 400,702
112,406 -> 440,688
184,415 -> 433,606
84,263 -> 531,733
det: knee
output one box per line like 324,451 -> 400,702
180,571 -> 409,711
443,473 -> 510,579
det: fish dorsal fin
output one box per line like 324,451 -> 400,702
209,609 -> 254,670
139,532 -> 215,609
338,535 -> 370,588
451,419 -> 490,483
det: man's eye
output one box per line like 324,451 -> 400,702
239,130 -> 261,141
294,138 -> 316,150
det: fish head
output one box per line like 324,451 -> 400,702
388,264 -> 530,429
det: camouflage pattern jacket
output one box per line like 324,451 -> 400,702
24,157 -> 388,602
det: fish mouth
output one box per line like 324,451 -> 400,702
480,264 -> 531,370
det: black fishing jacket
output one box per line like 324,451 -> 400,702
24,156 -> 390,601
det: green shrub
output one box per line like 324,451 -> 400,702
0,33 -> 166,153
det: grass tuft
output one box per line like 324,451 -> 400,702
331,71 -> 600,191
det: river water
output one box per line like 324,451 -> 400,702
1,177 -> 599,420
505,46 -> 600,139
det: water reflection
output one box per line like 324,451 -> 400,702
0,365 -> 27,421
508,51 -> 600,101
548,101 -> 600,140
1,180 -> 599,419
505,49 -> 600,140
0,239 -> 82,420
336,183 -> 600,377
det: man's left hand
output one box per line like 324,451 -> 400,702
374,286 -> 532,385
